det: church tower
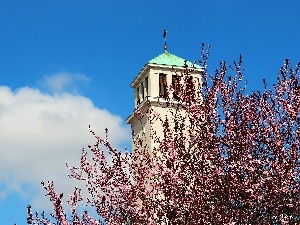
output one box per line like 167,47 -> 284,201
126,49 -> 203,154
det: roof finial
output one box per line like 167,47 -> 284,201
163,28 -> 167,52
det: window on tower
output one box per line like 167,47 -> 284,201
159,73 -> 167,98
172,75 -> 180,100
187,76 -> 195,102
141,82 -> 144,100
136,86 -> 140,105
187,76 -> 194,91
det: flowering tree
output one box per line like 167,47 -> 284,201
27,45 -> 300,224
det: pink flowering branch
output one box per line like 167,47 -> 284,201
27,44 -> 299,224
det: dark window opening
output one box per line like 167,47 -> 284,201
187,76 -> 195,102
187,76 -> 194,86
136,87 -> 140,105
159,73 -> 167,98
141,82 -> 144,100
172,75 -> 180,100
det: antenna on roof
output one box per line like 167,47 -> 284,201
163,28 -> 167,52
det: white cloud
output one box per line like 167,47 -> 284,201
39,72 -> 91,94
0,84 -> 131,210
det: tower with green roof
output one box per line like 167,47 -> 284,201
126,49 -> 203,153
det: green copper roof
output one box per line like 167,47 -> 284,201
148,51 -> 201,69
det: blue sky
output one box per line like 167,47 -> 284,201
0,1 -> 299,224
